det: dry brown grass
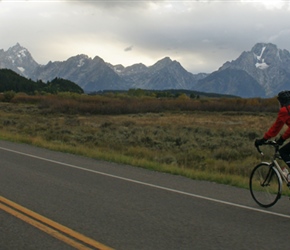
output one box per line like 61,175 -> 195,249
0,93 -> 285,190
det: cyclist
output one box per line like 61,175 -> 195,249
255,90 -> 290,168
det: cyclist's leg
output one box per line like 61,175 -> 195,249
279,142 -> 290,167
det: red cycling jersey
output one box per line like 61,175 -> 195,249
264,105 -> 290,140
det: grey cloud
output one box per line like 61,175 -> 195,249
65,0 -> 158,9
2,0 -> 290,74
124,45 -> 133,52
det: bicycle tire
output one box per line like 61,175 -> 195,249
249,163 -> 282,208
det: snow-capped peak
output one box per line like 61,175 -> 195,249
0,43 -> 39,77
17,48 -> 28,58
77,58 -> 86,67
254,46 -> 269,70
255,60 -> 269,69
255,46 -> 266,60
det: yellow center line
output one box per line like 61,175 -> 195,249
0,196 -> 114,250
0,203 -> 92,250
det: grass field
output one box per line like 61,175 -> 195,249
0,93 -> 287,192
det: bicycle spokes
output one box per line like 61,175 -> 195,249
250,163 -> 282,208
260,168 -> 275,187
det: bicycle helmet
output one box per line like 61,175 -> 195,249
277,90 -> 290,106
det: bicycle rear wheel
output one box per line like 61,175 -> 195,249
249,163 -> 282,208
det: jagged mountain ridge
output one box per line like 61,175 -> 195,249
0,43 -> 206,93
109,57 -> 205,90
196,68 -> 266,97
1,42 -> 290,97
198,43 -> 290,97
32,54 -> 128,92
0,43 -> 39,78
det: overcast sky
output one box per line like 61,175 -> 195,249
1,0 -> 290,73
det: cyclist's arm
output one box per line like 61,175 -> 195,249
264,108 -> 287,140
282,127 -> 290,140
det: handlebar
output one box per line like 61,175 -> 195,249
255,140 -> 280,156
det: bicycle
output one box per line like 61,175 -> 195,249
250,140 -> 290,208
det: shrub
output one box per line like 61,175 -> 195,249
3,91 -> 15,102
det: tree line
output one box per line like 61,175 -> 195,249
0,69 -> 84,94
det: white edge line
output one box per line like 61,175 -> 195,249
2,146 -> 290,219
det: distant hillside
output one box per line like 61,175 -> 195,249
196,68 -> 265,97
0,68 -> 44,93
46,77 -> 84,94
197,43 -> 290,97
0,69 -> 84,94
2,42 -> 290,97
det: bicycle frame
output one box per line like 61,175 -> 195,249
272,159 -> 289,184
251,140 -> 290,207
257,141 -> 288,185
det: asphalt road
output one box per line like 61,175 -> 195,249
1,140 -> 290,250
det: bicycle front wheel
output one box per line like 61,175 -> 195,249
249,163 -> 282,208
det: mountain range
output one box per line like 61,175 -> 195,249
1,42 -> 290,98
